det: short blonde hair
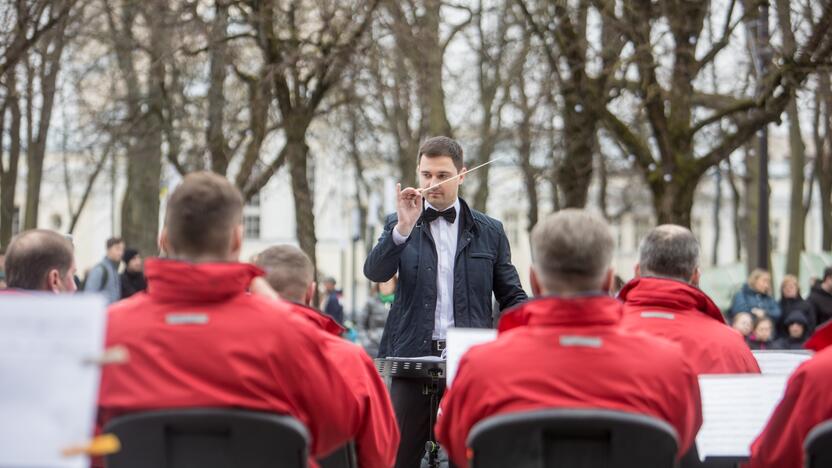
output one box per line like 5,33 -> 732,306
780,274 -> 799,293
748,268 -> 771,294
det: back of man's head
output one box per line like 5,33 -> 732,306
530,209 -> 614,295
255,245 -> 314,304
5,229 -> 75,291
638,224 -> 700,283
163,171 -> 244,261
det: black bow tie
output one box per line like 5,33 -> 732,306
422,206 -> 457,224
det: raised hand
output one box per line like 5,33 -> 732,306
394,183 -> 422,238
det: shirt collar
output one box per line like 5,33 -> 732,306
424,198 -> 460,214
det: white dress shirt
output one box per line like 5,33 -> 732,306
392,198 -> 460,340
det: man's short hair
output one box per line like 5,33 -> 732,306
106,237 -> 123,249
531,209 -> 614,292
255,245 -> 314,303
638,224 -> 700,282
5,229 -> 74,291
418,136 -> 464,170
165,171 -> 244,258
823,267 -> 832,281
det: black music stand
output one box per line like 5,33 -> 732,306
376,357 -> 446,468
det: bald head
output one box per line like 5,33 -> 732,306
5,229 -> 76,292
530,209 -> 615,295
638,224 -> 700,283
255,245 -> 315,304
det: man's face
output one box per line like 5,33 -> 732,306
108,242 -> 125,262
418,155 -> 465,211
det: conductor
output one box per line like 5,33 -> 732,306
364,136 -> 527,467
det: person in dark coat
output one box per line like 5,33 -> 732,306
364,136 -> 527,468
778,274 -> 814,336
321,276 -> 344,325
119,248 -> 147,299
729,269 -> 781,323
772,310 -> 810,350
808,267 -> 832,329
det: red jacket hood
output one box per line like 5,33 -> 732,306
144,258 -> 264,302
286,301 -> 346,336
498,294 -> 622,332
618,277 -> 726,324
805,321 -> 832,352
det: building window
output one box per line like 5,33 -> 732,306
633,216 -> 651,251
244,214 -> 261,239
243,193 -> 261,239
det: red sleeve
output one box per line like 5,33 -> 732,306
747,367 -> 813,468
276,323 -> 364,458
345,347 -> 400,468
675,357 -> 704,456
435,355 -> 485,468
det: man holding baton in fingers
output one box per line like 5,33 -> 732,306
364,136 -> 527,467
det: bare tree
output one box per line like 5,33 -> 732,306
246,0 -> 380,284
597,0 -> 832,227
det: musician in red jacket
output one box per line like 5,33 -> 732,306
620,225 -> 760,374
255,244 -> 400,468
97,172 -> 365,463
435,210 -> 703,468
747,322 -> 832,468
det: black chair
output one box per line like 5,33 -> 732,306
804,419 -> 832,468
104,408 -> 309,468
318,442 -> 357,468
467,408 -> 679,468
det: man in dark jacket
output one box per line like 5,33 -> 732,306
364,136 -> 527,467
808,267 -> 832,328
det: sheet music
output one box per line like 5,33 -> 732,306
752,350 -> 812,375
696,374 -> 789,461
0,294 -> 107,468
446,328 -> 497,386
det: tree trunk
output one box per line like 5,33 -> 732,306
207,1 -> 229,175
558,88 -> 596,208
712,168 -> 722,265
519,114 -> 538,232
0,71 -> 22,249
727,163 -> 743,262
286,134 -> 318,306
23,15 -> 68,230
651,176 -> 698,227
785,97 -> 806,274
745,144 -> 761,270
121,2 -> 165,254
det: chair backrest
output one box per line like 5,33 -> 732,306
318,442 -> 357,468
104,408 -> 309,468
804,419 -> 832,468
467,408 -> 679,468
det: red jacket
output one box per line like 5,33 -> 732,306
97,259 -> 364,464
747,324 -> 832,468
619,277 -> 761,374
435,295 -> 703,467
286,302 -> 400,468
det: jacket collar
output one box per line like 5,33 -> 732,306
498,294 -> 622,333
287,301 -> 346,336
805,321 -> 832,352
618,276 -> 726,324
144,258 -> 263,303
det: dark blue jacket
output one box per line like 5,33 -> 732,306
364,198 -> 527,357
323,291 -> 344,326
729,284 -> 781,321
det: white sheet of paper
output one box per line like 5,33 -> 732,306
695,374 -> 789,461
0,294 -> 107,468
752,350 -> 812,375
446,328 -> 497,387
